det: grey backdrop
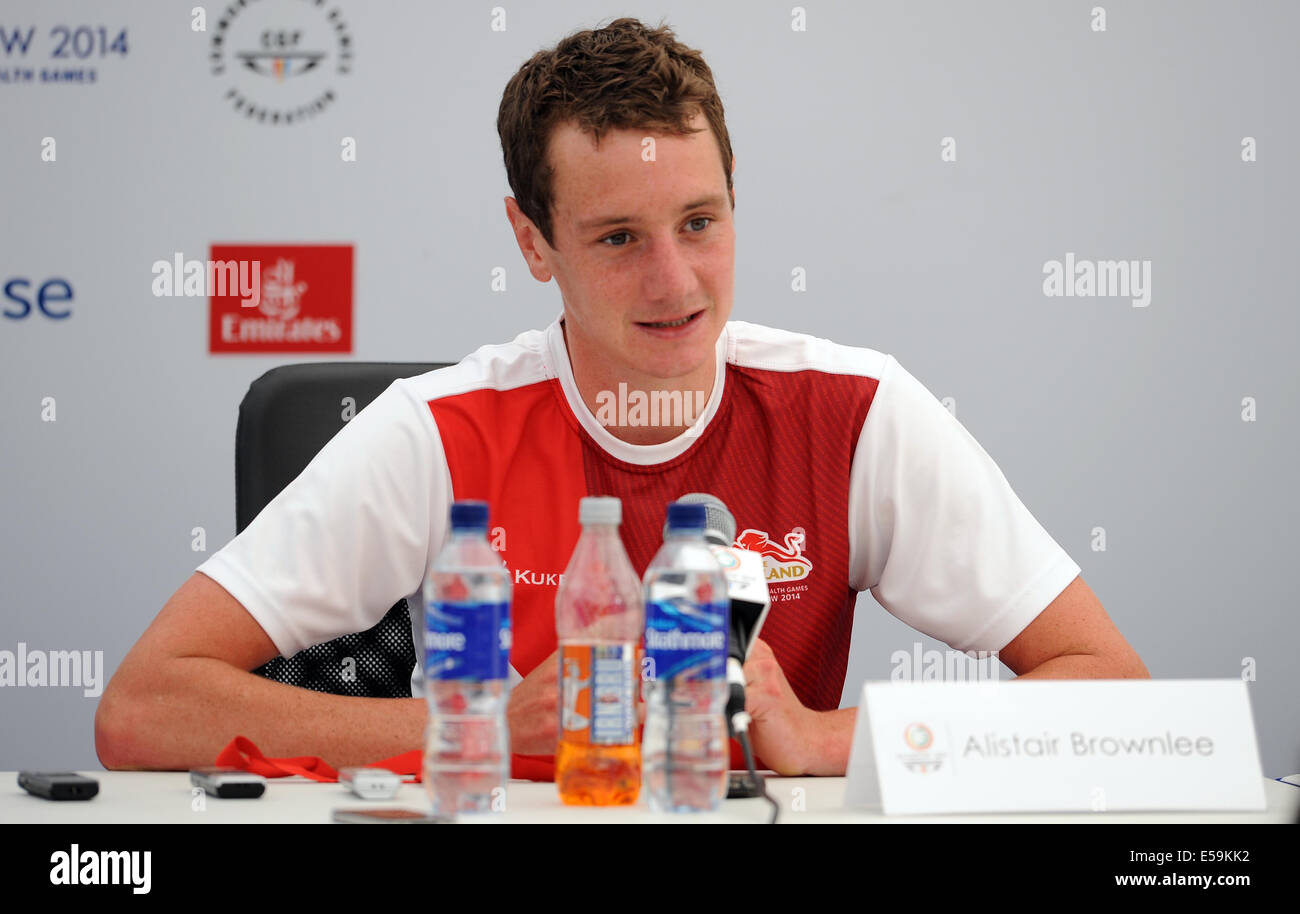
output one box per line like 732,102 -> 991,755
2,0 -> 1296,778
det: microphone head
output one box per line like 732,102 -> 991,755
676,492 -> 737,545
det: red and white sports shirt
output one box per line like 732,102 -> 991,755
198,319 -> 1081,775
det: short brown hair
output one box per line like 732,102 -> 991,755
497,17 -> 735,250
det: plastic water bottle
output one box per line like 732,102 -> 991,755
554,496 -> 644,805
642,502 -> 730,812
422,500 -> 512,817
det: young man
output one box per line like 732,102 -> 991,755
96,18 -> 1147,778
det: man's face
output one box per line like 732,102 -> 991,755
514,112 -> 735,385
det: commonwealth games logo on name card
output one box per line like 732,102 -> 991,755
904,722 -> 934,752
899,722 -> 946,774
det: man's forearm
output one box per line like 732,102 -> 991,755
805,707 -> 859,776
1014,651 -> 1150,680
96,657 -> 426,771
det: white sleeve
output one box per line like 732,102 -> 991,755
847,355 -> 1081,654
196,379 -> 451,658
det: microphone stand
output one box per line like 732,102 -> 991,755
726,654 -> 779,824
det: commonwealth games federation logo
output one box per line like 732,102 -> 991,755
904,723 -> 933,751
898,722 -> 945,774
209,0 -> 354,124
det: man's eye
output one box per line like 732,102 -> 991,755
600,219 -> 711,247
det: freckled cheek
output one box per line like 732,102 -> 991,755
702,240 -> 734,283
706,266 -> 734,309
581,276 -> 631,322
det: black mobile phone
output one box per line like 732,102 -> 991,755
189,767 -> 266,799
18,771 -> 99,801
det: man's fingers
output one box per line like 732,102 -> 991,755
506,653 -> 564,755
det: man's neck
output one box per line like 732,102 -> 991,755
561,321 -> 717,446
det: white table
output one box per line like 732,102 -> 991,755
4,772 -> 1296,823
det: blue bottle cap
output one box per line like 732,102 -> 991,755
449,500 -> 489,530
665,501 -> 707,531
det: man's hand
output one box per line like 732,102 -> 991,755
741,638 -> 821,775
507,650 -> 559,755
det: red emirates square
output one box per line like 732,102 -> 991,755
208,244 -> 353,353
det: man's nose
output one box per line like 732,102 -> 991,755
641,234 -> 697,304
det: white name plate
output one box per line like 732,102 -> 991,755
844,679 -> 1266,815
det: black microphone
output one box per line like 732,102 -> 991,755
674,493 -> 770,664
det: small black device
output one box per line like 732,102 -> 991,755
189,767 -> 266,799
18,771 -> 99,801
728,772 -> 762,799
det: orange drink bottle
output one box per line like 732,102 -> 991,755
554,496 -> 645,805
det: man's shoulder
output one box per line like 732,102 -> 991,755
396,326 -> 555,406
724,320 -> 891,381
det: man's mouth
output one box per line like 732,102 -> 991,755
638,311 -> 702,329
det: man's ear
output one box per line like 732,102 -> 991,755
504,196 -> 553,283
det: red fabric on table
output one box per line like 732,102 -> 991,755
214,736 -> 556,782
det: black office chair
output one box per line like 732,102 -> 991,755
235,362 -> 448,697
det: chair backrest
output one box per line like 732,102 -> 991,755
235,362 -> 447,697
